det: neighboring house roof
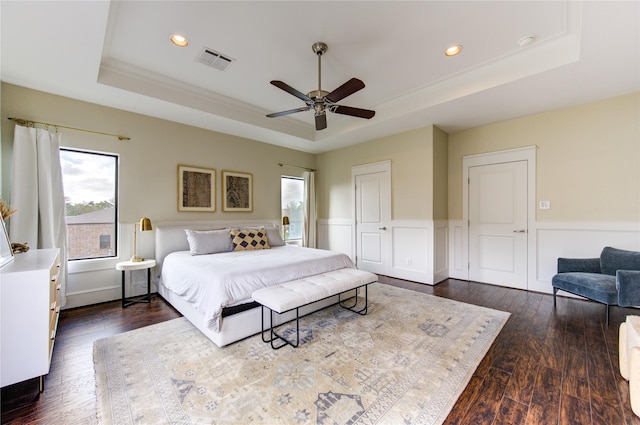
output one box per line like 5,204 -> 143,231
66,208 -> 115,225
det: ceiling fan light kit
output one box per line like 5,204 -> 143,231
267,42 -> 376,131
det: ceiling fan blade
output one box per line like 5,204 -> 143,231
266,106 -> 311,118
270,80 -> 312,102
315,113 -> 327,131
332,105 -> 376,119
325,78 -> 365,103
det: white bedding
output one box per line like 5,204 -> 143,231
160,245 -> 355,331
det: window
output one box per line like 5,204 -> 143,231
60,148 -> 118,260
281,176 -> 304,242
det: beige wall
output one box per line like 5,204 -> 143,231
3,82 -> 637,234
316,126 -> 442,221
432,126 -> 448,221
448,92 -> 640,221
1,83 -> 315,223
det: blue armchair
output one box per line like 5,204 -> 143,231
552,247 -> 640,326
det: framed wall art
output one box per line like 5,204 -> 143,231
222,170 -> 253,212
178,165 -> 216,212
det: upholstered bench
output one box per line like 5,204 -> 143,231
620,316 -> 640,417
252,268 -> 377,349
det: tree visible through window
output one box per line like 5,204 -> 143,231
60,149 -> 118,260
281,176 -> 304,242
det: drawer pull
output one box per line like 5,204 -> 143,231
50,301 -> 56,311
50,330 -> 56,340
56,284 -> 61,291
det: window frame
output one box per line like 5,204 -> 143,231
60,147 -> 119,263
281,175 -> 304,243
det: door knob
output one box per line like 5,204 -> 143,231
379,227 -> 387,230
513,229 -> 527,233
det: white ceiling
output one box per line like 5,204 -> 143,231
1,1 -> 638,154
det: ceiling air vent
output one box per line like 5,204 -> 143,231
197,47 -> 234,71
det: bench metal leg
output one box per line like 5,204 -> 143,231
339,285 -> 368,315
261,305 -> 299,349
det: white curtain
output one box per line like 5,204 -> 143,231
303,171 -> 316,248
10,125 -> 68,307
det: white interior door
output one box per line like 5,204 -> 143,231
468,161 -> 528,289
354,163 -> 391,275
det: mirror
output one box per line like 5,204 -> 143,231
0,218 -> 14,269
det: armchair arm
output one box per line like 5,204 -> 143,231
557,257 -> 601,273
617,270 -> 640,307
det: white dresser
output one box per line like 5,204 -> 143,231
0,248 -> 61,391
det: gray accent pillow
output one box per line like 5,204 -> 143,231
184,229 -> 233,255
265,227 -> 285,247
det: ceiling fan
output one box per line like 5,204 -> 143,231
266,42 -> 375,131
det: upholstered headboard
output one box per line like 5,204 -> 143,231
154,220 -> 279,274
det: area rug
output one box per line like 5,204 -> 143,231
94,283 -> 509,425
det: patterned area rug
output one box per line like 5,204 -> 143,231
94,283 -> 509,424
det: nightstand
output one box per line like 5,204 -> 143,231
115,259 -> 156,308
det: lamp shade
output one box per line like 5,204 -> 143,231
131,217 -> 152,262
140,217 -> 152,231
282,216 -> 290,226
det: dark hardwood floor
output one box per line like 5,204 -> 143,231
1,277 -> 638,424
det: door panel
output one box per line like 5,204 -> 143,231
360,180 -> 381,223
469,161 -> 527,289
361,232 -> 382,263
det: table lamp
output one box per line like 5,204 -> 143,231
282,216 -> 290,240
131,217 -> 152,262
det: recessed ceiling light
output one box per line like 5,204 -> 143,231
444,45 -> 463,57
170,34 -> 189,47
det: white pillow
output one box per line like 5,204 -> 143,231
184,229 -> 233,255
265,227 -> 285,247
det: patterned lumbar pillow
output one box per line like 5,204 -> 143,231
230,228 -> 271,251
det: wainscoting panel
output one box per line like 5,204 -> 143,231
317,219 -> 354,259
533,221 -> 640,294
320,219 -> 446,285
434,220 -> 449,284
448,220 -> 640,294
449,220 -> 466,280
391,221 -> 431,284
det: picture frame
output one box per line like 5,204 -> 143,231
222,170 -> 253,212
178,165 -> 216,212
0,217 -> 14,269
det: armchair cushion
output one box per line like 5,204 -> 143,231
601,247 -> 640,276
557,257 -> 601,274
617,270 -> 640,307
552,272 -> 618,305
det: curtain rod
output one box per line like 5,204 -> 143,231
278,163 -> 317,172
8,117 -> 131,141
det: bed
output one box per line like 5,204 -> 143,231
155,221 -> 358,347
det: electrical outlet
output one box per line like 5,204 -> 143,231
406,258 -> 412,266
539,201 -> 551,210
